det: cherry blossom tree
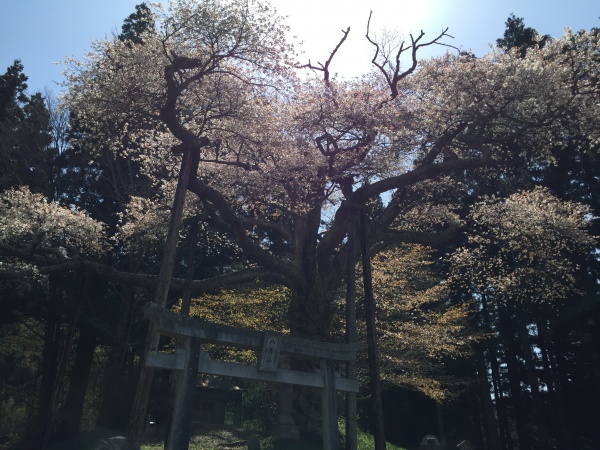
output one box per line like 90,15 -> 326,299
0,186 -> 107,278
449,187 -> 596,449
1,1 -> 599,447
350,244 -> 474,401
44,2 -> 599,343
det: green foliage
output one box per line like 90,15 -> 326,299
342,244 -> 474,400
179,282 -> 290,332
0,320 -> 43,448
354,431 -> 406,450
173,282 -> 289,364
0,398 -> 29,448
138,420 -> 407,450
338,418 -> 407,450
496,14 -> 550,55
0,61 -> 53,194
240,383 -> 275,431
0,60 -> 28,121
118,3 -> 155,45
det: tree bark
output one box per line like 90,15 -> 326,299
42,279 -> 85,449
57,321 -> 97,440
436,402 -> 447,449
499,303 -> 531,450
538,321 -> 571,450
480,294 -> 511,450
359,209 -> 386,450
475,348 -> 502,450
345,216 -> 357,450
37,293 -> 60,449
518,320 -> 550,450
489,352 -> 511,450
97,284 -> 135,429
504,344 -> 531,450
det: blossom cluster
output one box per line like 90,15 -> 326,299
0,187 -> 107,257
450,187 -> 595,306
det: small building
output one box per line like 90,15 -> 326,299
192,378 -> 242,426
420,434 -> 441,448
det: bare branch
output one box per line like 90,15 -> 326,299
300,27 -> 350,82
366,11 -> 392,89
366,11 -> 456,99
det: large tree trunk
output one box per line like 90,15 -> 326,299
498,303 -> 530,450
37,313 -> 60,448
57,321 -> 97,440
518,319 -> 550,449
538,321 -> 571,450
285,211 -> 338,444
288,207 -> 328,338
36,275 -> 61,449
475,348 -> 502,450
480,295 -> 511,450
41,280 -> 85,449
489,351 -> 512,450
464,385 -> 486,450
97,285 -> 135,429
504,344 -> 531,450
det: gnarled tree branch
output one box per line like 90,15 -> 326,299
300,27 -> 350,83
366,11 -> 455,99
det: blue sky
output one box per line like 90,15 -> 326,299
1,0 -> 598,95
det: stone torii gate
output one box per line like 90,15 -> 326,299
142,302 -> 360,450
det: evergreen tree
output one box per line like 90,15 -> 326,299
0,61 -> 53,195
118,3 -> 155,45
0,60 -> 28,121
496,14 -> 550,55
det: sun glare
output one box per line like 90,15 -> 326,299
271,0 -> 446,78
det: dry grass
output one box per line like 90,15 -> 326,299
141,422 -> 407,450
142,424 -> 269,450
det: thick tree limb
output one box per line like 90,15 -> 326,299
318,156 -> 497,265
187,176 -> 306,289
377,225 -> 462,249
366,11 -> 455,99
355,156 -> 499,202
0,251 -> 291,294
240,217 -> 293,242
416,122 -> 469,167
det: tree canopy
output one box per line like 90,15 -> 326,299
1,3 -> 599,449
57,0 -> 598,323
